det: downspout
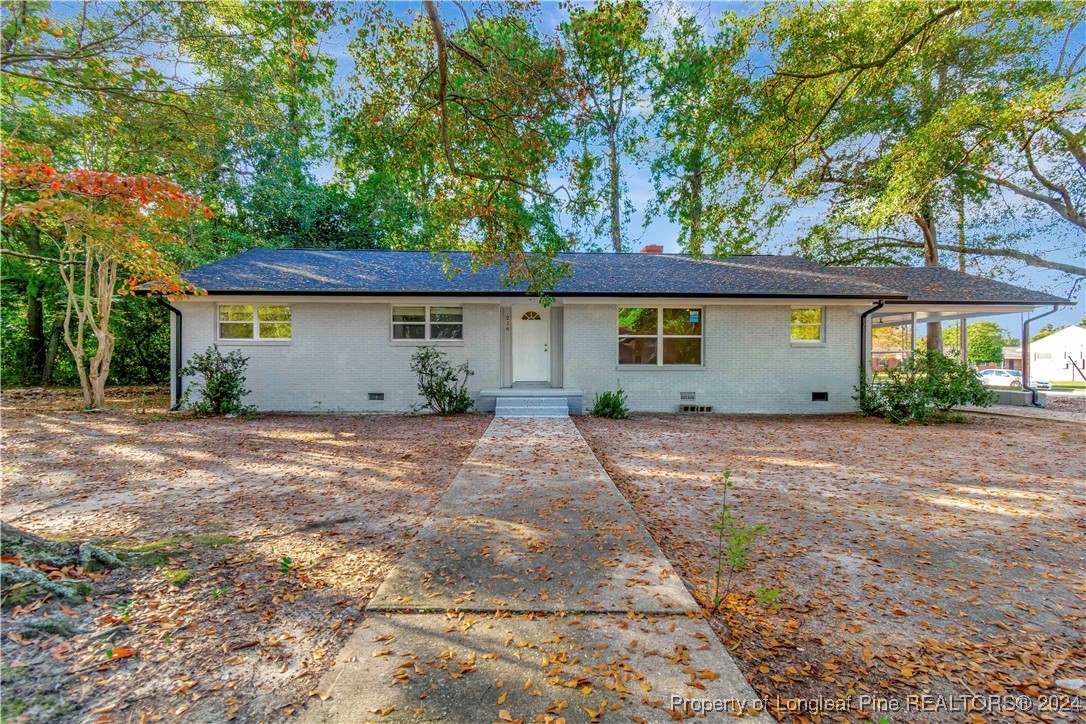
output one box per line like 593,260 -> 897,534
1021,305 -> 1059,407
157,296 -> 183,411
859,300 -> 886,383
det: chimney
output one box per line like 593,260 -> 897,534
640,244 -> 664,254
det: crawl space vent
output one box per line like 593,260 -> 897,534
811,392 -> 829,402
679,392 -> 696,401
679,404 -> 713,413
368,392 -> 385,401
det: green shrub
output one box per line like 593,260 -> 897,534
855,350 -> 996,424
591,386 -> 629,419
410,346 -> 474,414
180,346 -> 255,417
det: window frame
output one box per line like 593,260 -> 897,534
389,304 -> 465,344
617,306 -> 704,368
216,303 -> 292,343
790,306 -> 826,346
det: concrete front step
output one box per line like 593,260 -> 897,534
494,397 -> 570,417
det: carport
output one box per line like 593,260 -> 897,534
847,266 -> 1075,404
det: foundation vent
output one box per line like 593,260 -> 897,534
811,392 -> 829,402
679,392 -> 696,401
679,404 -> 713,413
369,393 -> 385,401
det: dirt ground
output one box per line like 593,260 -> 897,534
577,413 -> 1086,722
1,391 -> 489,723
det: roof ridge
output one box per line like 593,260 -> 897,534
249,247 -> 802,259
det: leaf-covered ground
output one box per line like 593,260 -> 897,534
577,413 -> 1086,723
1,393 -> 488,722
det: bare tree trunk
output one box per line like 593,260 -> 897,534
23,226 -> 46,381
607,125 -> 622,252
42,318 -> 62,385
913,207 -> 942,352
689,165 -> 704,256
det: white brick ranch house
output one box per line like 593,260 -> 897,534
161,248 -> 1071,414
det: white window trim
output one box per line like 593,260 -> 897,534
216,303 -> 292,344
790,306 -> 826,346
617,306 -> 704,368
389,304 -> 465,345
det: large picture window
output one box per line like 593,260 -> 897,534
392,305 -> 463,341
790,307 -> 825,343
618,307 -> 702,365
218,304 -> 292,340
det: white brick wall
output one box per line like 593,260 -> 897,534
174,300 -> 500,412
173,298 -> 865,413
563,304 -> 864,413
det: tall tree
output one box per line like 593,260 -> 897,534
339,1 -> 575,296
707,1 -> 1084,349
1,141 -> 207,408
563,0 -> 654,252
648,13 -> 757,257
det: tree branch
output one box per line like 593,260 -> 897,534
1,249 -> 84,265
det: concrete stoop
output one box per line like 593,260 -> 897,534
494,397 -> 570,418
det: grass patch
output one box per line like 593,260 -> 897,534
107,534 -> 239,568
163,570 -> 192,586
115,534 -> 239,553
1051,381 -> 1086,390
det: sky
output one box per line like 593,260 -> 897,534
45,0 -> 1085,334
313,1 -> 1084,334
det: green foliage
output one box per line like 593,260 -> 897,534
856,350 -> 996,425
341,3 -> 576,295
647,14 -> 755,257
409,347 -> 474,415
591,386 -> 630,419
706,472 -> 767,615
180,347 -> 255,417
163,569 -> 192,587
707,1 -> 1083,279
562,0 -> 655,252
937,321 -> 1017,364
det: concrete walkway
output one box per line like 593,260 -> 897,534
959,404 -> 1084,424
306,418 -> 769,723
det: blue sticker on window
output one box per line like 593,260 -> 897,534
689,311 -> 699,323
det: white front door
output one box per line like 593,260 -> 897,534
512,304 -> 551,383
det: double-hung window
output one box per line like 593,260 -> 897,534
218,304 -> 292,340
392,305 -> 463,341
618,307 -> 702,365
790,307 -> 825,344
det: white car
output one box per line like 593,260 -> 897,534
977,369 -> 1050,389
978,369 -> 1022,387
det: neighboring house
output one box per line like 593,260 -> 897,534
162,247 -> 1070,414
1001,346 -> 1022,371
1027,325 -> 1086,382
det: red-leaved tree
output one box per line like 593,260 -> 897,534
2,141 -> 208,409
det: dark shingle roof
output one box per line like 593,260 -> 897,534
179,249 -> 1069,304
842,266 -> 1070,305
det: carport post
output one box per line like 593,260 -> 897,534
959,318 -> 968,365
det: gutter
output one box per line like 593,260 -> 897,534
157,296 -> 183,411
1021,305 -> 1060,407
859,299 -> 886,383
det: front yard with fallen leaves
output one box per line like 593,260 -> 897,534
4,389 -> 1084,723
577,413 -> 1086,722
1,389 -> 488,722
